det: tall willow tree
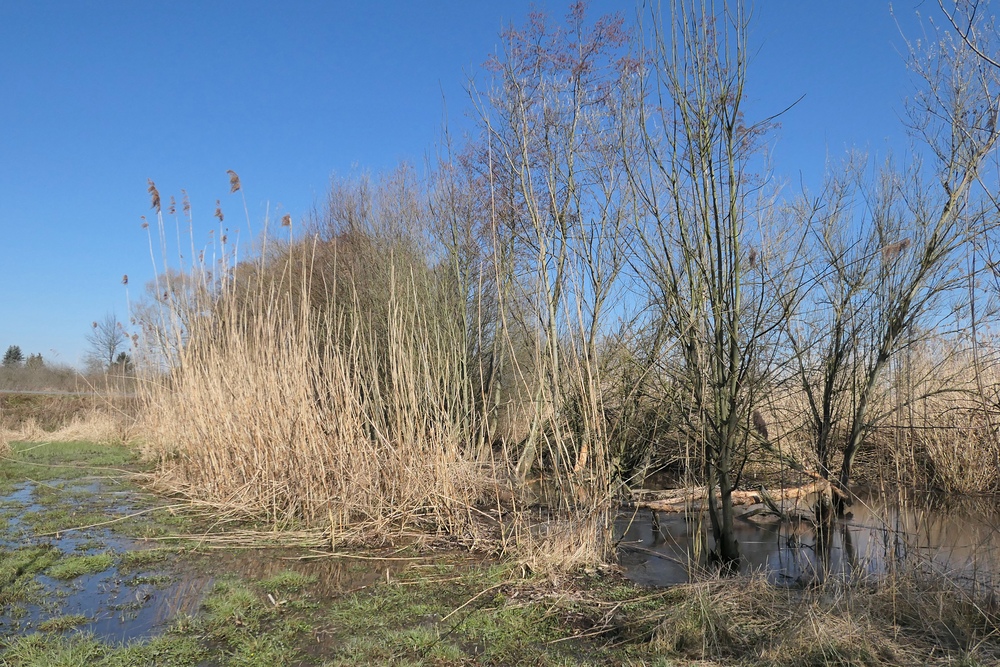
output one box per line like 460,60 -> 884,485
625,0 -> 783,564
778,1 -> 1000,512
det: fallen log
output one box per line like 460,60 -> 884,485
737,503 -> 818,525
629,480 -> 837,514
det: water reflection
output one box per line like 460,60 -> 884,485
617,490 -> 1000,591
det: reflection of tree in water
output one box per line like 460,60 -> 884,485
812,519 -> 834,586
842,521 -> 858,578
650,510 -> 665,548
618,498 -> 1000,594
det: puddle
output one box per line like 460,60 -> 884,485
0,478 -> 452,643
0,480 -> 208,642
617,490 -> 1000,590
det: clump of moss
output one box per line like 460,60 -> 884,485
37,614 -> 89,632
45,553 -> 114,580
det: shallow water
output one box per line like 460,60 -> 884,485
617,490 -> 1000,590
0,480 -> 203,642
0,479 -> 460,643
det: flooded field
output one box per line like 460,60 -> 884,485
0,441 -> 998,665
17,465 -> 1000,641
0,478 -> 200,641
617,490 -> 1000,591
0,443 -> 636,665
0,476 -> 445,644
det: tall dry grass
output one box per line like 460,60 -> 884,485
140,248 -> 493,542
634,571 -> 1000,665
133,164 -> 627,570
0,410 -> 131,447
0,392 -> 138,447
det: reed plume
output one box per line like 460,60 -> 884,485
147,179 -> 161,213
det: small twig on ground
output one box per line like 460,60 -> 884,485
34,503 -> 190,537
440,581 -> 507,624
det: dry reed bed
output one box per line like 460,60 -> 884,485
0,409 -> 130,450
139,264 -> 499,546
750,341 -> 1000,495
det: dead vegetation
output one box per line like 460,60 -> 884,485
544,571 -> 998,665
0,393 -> 136,448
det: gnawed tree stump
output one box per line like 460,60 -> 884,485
628,479 -> 843,521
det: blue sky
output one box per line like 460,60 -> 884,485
0,1 -> 930,367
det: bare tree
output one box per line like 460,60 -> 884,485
775,155 -> 893,483
86,313 -> 129,372
829,3 -> 1000,507
625,0 -> 786,565
473,2 -> 634,497
776,2 -> 1000,512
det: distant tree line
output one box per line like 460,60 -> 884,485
2,345 -> 43,369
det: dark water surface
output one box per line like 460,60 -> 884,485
617,490 -> 1000,590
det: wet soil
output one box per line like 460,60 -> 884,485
0,449 -> 632,666
0,476 -> 197,641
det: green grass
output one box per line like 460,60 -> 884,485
201,578 -> 270,640
0,632 -> 107,666
4,440 -> 136,473
318,562 -> 614,666
118,547 -> 177,571
21,508 -> 111,535
0,546 -> 62,584
258,569 -> 317,595
0,441 -> 139,495
0,545 -> 62,613
37,614 -> 89,632
102,633 -> 207,667
0,441 -> 194,541
121,573 -> 173,587
115,507 -> 192,539
45,554 -> 114,580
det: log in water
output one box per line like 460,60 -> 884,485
626,480 -> 847,524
